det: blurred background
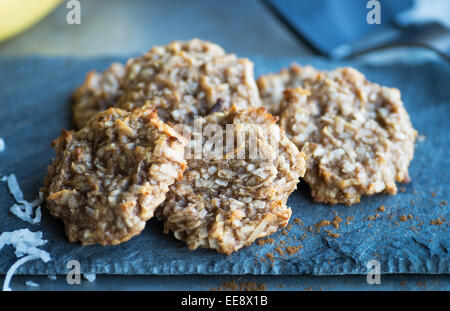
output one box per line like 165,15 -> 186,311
0,0 -> 449,61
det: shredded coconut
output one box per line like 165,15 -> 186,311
2,255 -> 40,291
47,275 -> 57,280
83,273 -> 96,282
417,134 -> 426,143
4,174 -> 42,224
0,137 -> 4,152
0,229 -> 50,261
0,229 -> 51,291
25,280 -> 39,287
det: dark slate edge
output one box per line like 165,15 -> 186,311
12,256 -> 450,275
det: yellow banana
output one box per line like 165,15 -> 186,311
0,0 -> 61,42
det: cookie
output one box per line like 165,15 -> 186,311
72,62 -> 125,129
72,39 -> 261,128
279,67 -> 417,205
157,106 -> 306,254
42,108 -> 187,245
257,63 -> 317,115
119,39 -> 261,125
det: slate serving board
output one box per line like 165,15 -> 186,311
0,56 -> 448,275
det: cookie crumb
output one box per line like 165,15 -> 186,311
399,215 -> 408,222
325,230 -> 340,238
285,246 -> 302,256
256,238 -> 274,246
265,252 -> 275,261
331,216 -> 342,229
430,218 -> 445,225
368,213 -> 380,220
345,216 -> 354,225
219,281 -> 267,291
315,220 -> 331,229
274,247 -> 284,256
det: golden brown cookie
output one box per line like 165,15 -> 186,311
72,62 -> 125,129
43,108 -> 187,245
119,39 -> 261,125
72,39 -> 261,128
257,63 -> 317,115
157,106 -> 306,254
279,68 -> 417,205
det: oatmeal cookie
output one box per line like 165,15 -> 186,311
279,67 -> 417,205
42,108 -> 187,245
72,62 -> 126,129
72,39 -> 261,128
118,38 -> 261,124
157,106 -> 306,254
257,63 -> 317,115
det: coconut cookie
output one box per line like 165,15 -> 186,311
118,39 -> 261,125
72,62 -> 126,129
42,108 -> 187,245
257,63 -> 318,115
157,106 -> 306,254
279,68 -> 417,205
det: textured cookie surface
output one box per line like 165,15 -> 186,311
157,106 -> 306,254
43,108 -> 187,245
279,67 -> 417,205
257,64 -> 318,115
119,39 -> 261,125
72,62 -> 125,129
72,39 -> 261,128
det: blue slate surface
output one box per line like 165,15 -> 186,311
0,56 -> 448,275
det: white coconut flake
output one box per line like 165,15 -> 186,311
0,229 -> 50,261
417,134 -> 426,143
1,175 -> 50,291
2,255 -> 40,291
10,204 -> 42,224
4,174 -> 43,224
0,229 -> 51,291
0,137 -> 5,152
83,273 -> 96,282
7,174 -> 26,203
25,280 -> 39,287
